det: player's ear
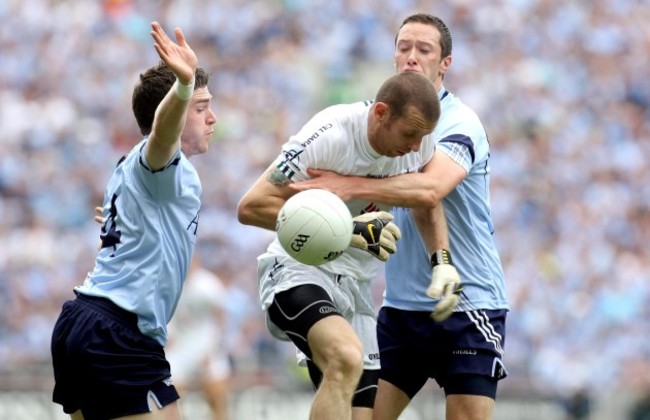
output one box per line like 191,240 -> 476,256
373,102 -> 390,122
440,55 -> 452,77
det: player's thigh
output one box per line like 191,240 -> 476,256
113,399 -> 182,420
268,283 -> 342,359
352,406 -> 372,420
372,379 -> 411,420
446,394 -> 494,420
308,314 -> 363,368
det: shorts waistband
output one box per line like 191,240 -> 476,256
74,292 -> 139,327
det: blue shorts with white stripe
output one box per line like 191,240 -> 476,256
377,307 -> 508,399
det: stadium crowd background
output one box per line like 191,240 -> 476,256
1,0 -> 649,416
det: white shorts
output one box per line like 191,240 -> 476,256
257,254 -> 379,370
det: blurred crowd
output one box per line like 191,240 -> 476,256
1,0 -> 649,401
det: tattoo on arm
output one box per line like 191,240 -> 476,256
267,168 -> 290,187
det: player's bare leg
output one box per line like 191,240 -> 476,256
308,316 -> 364,420
352,406 -> 373,420
372,379 -> 410,420
201,376 -> 230,420
68,398 -> 182,420
446,394 -> 494,420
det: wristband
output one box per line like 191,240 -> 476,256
173,78 -> 195,100
430,249 -> 452,267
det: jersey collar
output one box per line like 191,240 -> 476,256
438,85 -> 449,101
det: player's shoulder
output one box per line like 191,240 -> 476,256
438,92 -> 485,136
116,139 -> 147,167
442,92 -> 483,125
317,101 -> 371,121
306,101 -> 369,140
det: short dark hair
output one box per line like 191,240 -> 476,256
375,72 -> 440,127
132,62 -> 210,136
396,13 -> 453,59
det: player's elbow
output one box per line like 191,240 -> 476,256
419,190 -> 444,207
236,197 -> 255,226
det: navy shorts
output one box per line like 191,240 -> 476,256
51,293 -> 180,420
377,307 -> 508,399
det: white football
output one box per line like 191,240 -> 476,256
276,189 -> 353,266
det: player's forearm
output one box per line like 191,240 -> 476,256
411,204 -> 449,254
147,83 -> 192,169
236,196 -> 283,231
153,92 -> 189,142
353,173 -> 443,208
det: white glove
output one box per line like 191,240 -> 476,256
350,211 -> 401,262
426,249 -> 462,322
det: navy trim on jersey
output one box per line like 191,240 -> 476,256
439,133 -> 475,164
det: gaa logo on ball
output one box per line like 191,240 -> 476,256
276,189 -> 353,266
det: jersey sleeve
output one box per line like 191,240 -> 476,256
127,140 -> 186,201
436,109 -> 485,174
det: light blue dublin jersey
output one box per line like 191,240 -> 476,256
384,87 -> 508,312
75,139 -> 202,346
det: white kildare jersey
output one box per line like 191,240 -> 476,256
261,101 -> 436,285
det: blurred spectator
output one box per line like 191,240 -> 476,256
629,387 -> 650,420
562,388 -> 591,420
166,256 -> 232,420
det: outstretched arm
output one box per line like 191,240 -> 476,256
289,149 -> 466,208
237,164 -> 403,262
237,164 -> 295,231
146,22 -> 198,171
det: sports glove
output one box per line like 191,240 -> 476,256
350,211 -> 401,262
427,249 -> 462,322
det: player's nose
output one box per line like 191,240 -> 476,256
207,108 -> 218,125
407,49 -> 418,65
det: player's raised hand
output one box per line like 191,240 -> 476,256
427,249 -> 462,322
150,22 -> 197,85
350,211 -> 401,261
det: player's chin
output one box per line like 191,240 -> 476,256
192,142 -> 210,156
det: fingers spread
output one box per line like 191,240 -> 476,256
174,27 -> 186,45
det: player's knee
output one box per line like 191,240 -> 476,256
319,338 -> 364,382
